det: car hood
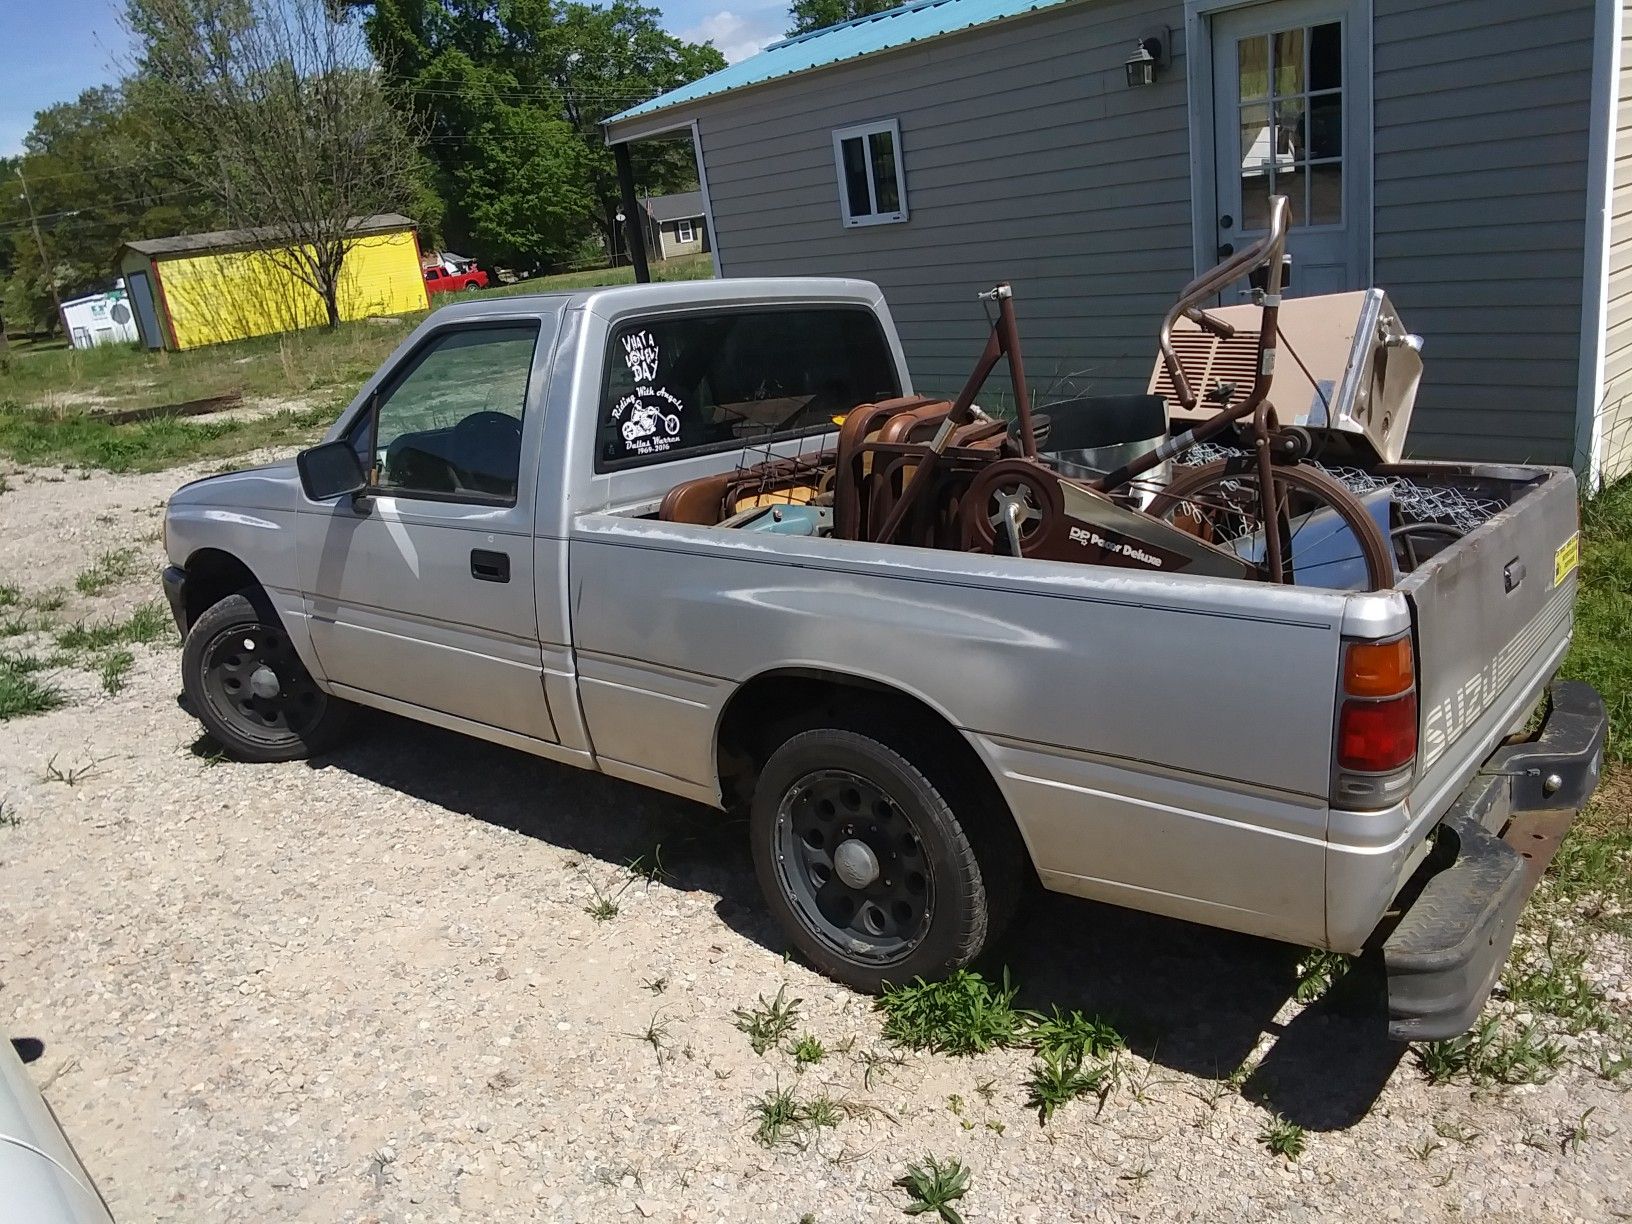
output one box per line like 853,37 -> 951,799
168,459 -> 302,514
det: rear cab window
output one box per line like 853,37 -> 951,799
595,306 -> 900,471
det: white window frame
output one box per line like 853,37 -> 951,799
676,217 -> 696,244
831,118 -> 908,228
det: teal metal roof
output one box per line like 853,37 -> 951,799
606,0 -> 1078,128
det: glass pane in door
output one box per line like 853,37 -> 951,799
1235,19 -> 1343,231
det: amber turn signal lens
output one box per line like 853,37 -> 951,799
1344,637 -> 1414,697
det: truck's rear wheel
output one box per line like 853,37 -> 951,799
182,592 -> 355,763
750,726 -> 1010,992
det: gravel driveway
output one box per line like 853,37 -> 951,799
2,456 -> 1631,1223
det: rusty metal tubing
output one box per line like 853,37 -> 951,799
871,284 -> 1015,545
1156,199 -> 1291,411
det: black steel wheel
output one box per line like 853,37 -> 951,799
773,767 -> 936,965
750,724 -> 1017,993
182,592 -> 355,762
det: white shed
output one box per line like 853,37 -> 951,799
60,281 -> 140,350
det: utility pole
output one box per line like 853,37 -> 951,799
16,163 -> 64,333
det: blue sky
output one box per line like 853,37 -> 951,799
0,0 -> 787,156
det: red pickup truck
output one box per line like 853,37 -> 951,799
423,264 -> 489,295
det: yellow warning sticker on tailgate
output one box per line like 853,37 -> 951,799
1554,532 -> 1580,587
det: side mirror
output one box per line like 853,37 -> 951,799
297,439 -> 368,501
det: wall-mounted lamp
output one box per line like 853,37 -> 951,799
1124,28 -> 1170,88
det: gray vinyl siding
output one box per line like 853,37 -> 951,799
1602,0 -> 1632,482
1373,0 -> 1596,465
613,0 -> 1602,467
644,0 -> 1193,402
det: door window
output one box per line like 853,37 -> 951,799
595,306 -> 900,470
1236,20 -> 1343,230
364,324 -> 539,503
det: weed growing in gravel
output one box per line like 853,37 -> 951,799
43,754 -> 105,786
1025,1050 -> 1111,1125
1561,1107 -> 1596,1154
98,649 -> 134,694
1432,1119 -> 1481,1144
751,1084 -> 804,1147
622,1011 -> 674,1064
583,886 -> 620,921
1597,1051 -> 1632,1081
0,801 -> 19,830
792,1035 -> 826,1068
1502,934 -> 1607,1033
1416,1015 -> 1565,1085
1258,1114 -> 1308,1160
734,985 -> 802,1056
877,969 -> 1028,1056
1029,1006 -> 1125,1063
895,1155 -> 971,1223
625,845 -> 671,886
0,651 -> 64,720
858,1047 -> 905,1090
1293,949 -> 1353,1003
642,976 -> 668,995
802,1094 -> 842,1130
74,547 -> 139,596
56,601 -> 173,654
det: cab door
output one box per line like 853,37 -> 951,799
296,319 -> 559,744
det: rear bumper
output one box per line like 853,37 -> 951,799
1383,679 -> 1607,1041
161,565 -> 188,636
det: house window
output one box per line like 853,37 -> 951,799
676,218 -> 695,243
832,119 -> 907,227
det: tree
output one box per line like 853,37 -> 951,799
787,0 -> 904,37
126,0 -> 427,327
351,0 -> 723,269
0,85 -> 221,334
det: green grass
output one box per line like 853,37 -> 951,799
876,970 -> 1030,1056
1258,1114 -> 1309,1160
97,649 -> 135,695
57,601 -> 175,655
791,1034 -> 826,1068
0,254 -> 711,475
0,650 -> 65,720
733,985 -> 802,1056
731,985 -> 799,1064
1416,1014 -> 1565,1086
748,1082 -> 846,1147
894,1156 -> 971,1224
1563,476 -> 1632,764
486,252 -> 713,298
75,547 -> 140,596
1025,1049 -> 1112,1125
0,401 -> 336,474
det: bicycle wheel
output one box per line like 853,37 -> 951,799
1145,457 -> 1394,590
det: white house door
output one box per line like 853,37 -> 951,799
1210,0 -> 1370,296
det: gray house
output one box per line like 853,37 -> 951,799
605,0 -> 1632,485
640,191 -> 711,259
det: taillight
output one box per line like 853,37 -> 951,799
1338,692 -> 1418,771
1333,634 -> 1418,808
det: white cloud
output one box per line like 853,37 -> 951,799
680,10 -> 782,63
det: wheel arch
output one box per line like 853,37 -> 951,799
713,666 -> 1030,856
179,548 -> 266,630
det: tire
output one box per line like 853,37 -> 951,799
181,591 -> 356,763
1145,457 -> 1394,590
749,724 -> 1018,992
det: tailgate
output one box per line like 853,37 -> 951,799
1394,464 -> 1580,777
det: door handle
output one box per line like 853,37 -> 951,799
470,549 -> 510,583
1218,242 -> 1235,257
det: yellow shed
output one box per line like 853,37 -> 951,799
117,213 -> 429,351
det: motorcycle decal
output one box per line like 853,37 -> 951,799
611,329 -> 684,455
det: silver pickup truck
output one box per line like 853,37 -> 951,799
161,277 -> 1606,1040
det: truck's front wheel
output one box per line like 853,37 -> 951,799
750,726 -> 1011,992
182,592 -> 355,763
